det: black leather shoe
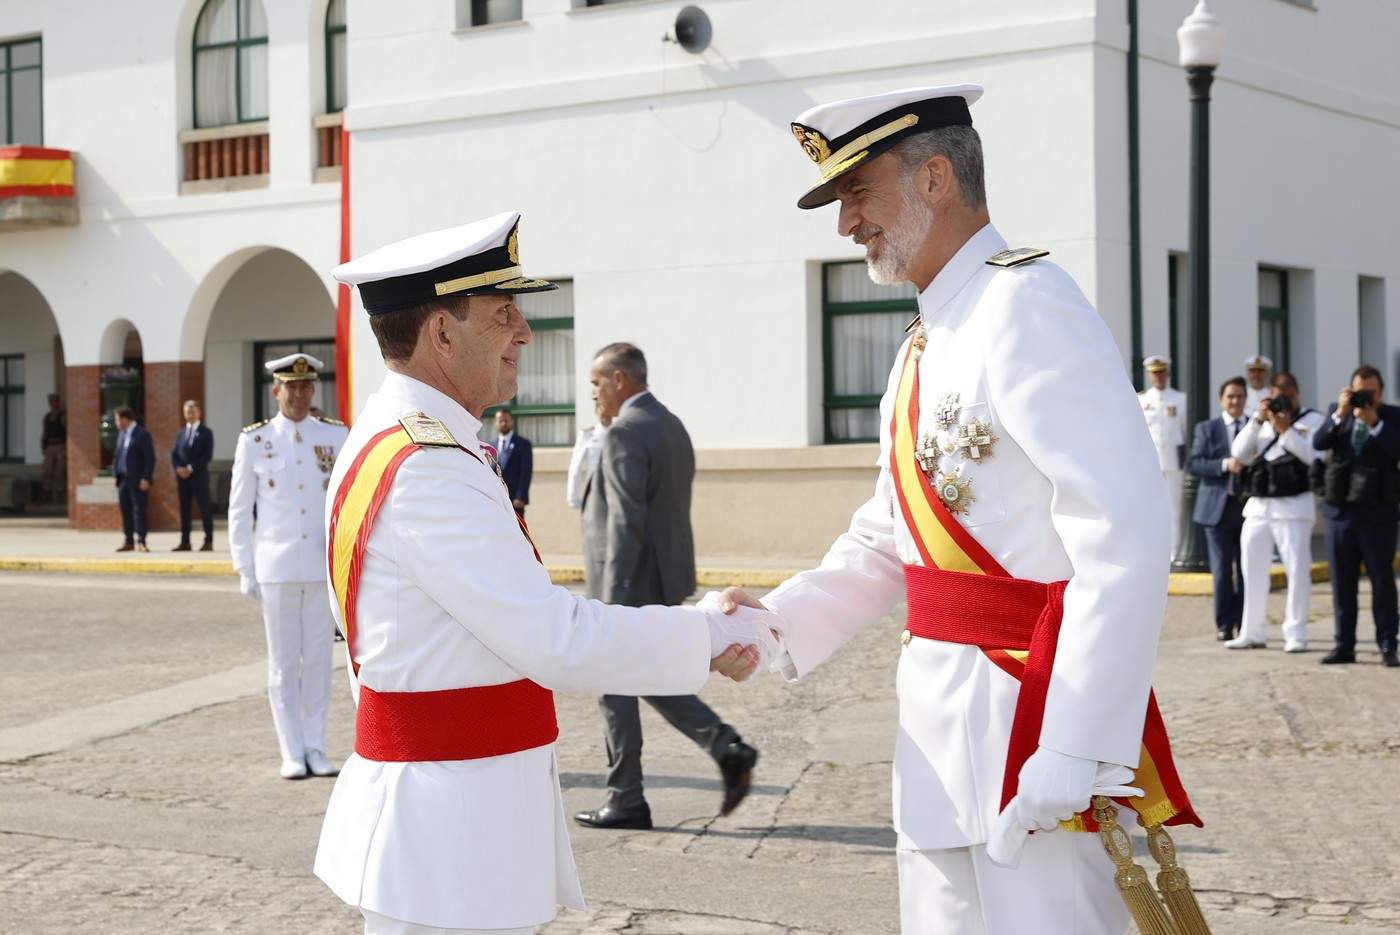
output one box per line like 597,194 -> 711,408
172,542 -> 191,552
1320,648 -> 1356,665
1216,629 -> 1231,642
200,540 -> 214,552
573,803 -> 653,830
1382,650 -> 1400,668
718,740 -> 759,817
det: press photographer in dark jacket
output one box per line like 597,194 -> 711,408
1312,364 -> 1400,667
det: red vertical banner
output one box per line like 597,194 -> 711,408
335,124 -> 353,423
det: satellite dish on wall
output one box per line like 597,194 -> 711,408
669,5 -> 712,54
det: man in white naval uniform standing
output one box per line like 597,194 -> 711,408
319,212 -> 779,935
717,85 -> 1200,933
1139,355 -> 1189,553
1244,354 -> 1274,414
229,353 -> 348,780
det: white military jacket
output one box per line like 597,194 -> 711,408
764,224 -> 1170,852
313,371 -> 717,931
1230,408 -> 1325,522
229,411 -> 348,584
1139,385 -> 1188,472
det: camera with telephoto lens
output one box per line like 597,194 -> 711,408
1350,390 -> 1374,409
1267,396 -> 1293,415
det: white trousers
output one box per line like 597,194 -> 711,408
260,580 -> 334,762
362,909 -> 532,934
1240,516 -> 1313,645
897,830 -> 1128,935
1164,469 -> 1184,555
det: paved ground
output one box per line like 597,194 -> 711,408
2,569 -> 1398,934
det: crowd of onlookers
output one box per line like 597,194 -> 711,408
1142,355 -> 1400,668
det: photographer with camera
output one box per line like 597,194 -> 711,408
1227,372 -> 1325,652
1312,364 -> 1400,667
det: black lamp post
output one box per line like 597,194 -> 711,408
1171,1 -> 1225,573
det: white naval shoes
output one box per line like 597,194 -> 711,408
1283,640 -> 1308,653
280,758 -> 309,780
305,749 -> 340,777
1224,636 -> 1267,650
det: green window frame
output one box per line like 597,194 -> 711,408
325,0 -> 346,114
1258,267 -> 1290,373
192,0 -> 269,128
1,354 -> 24,463
252,339 -> 338,423
470,0 -> 523,24
484,282 -> 575,447
822,261 -> 917,444
1,37 -> 43,145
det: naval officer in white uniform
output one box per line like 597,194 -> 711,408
1138,355 -> 1189,552
717,85 -> 1191,934
318,212 -> 779,935
229,353 -> 348,780
1245,354 -> 1274,414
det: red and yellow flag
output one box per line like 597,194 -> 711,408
0,146 -> 74,199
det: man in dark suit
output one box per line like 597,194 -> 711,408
575,343 -> 759,830
112,406 -> 155,552
493,407 -> 533,516
1189,377 -> 1249,640
171,399 -> 215,551
1312,364 -> 1400,667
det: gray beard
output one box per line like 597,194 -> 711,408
867,185 -> 934,286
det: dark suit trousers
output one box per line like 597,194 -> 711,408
599,692 -> 739,809
117,477 -> 149,543
177,474 -> 213,542
1203,501 -> 1244,635
1325,511 -> 1400,651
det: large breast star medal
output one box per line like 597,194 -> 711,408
953,419 -> 998,462
934,472 -> 975,514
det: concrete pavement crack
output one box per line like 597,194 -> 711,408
1195,887 -> 1400,928
0,827 -> 275,874
745,759 -> 818,861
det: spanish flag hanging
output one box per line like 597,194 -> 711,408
0,146 -> 77,230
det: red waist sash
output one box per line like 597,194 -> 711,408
905,563 -> 1066,812
355,679 -> 559,762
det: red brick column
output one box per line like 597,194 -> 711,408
66,364 -> 120,530
143,360 -> 206,532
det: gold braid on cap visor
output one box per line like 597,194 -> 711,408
816,113 -> 921,182
434,265 -> 525,297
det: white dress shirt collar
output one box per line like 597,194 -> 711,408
378,370 -> 484,445
915,223 -> 1007,325
497,431 -> 514,447
618,389 -> 652,417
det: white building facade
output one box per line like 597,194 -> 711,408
1,0 -> 1396,558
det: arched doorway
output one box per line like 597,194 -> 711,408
0,271 -> 64,511
199,248 -> 336,504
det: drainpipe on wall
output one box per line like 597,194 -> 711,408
1127,0 -> 1144,390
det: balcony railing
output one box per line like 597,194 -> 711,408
314,112 -> 343,183
179,121 -> 270,194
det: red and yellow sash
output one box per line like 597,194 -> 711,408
890,336 -> 1200,831
326,423 -> 557,762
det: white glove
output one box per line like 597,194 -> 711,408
239,575 -> 262,603
701,602 -> 782,672
985,748 -> 1142,868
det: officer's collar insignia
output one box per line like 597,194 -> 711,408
790,124 -> 832,164
986,247 -> 1049,268
399,412 -> 459,447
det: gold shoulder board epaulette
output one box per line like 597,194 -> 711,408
986,247 -> 1050,268
317,416 -> 346,426
399,412 -> 459,447
241,418 -> 269,433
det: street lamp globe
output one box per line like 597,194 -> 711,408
1178,1 -> 1225,69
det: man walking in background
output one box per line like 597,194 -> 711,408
494,407 -> 533,517
1189,377 -> 1249,640
575,342 -> 759,829
41,393 -> 66,504
1313,365 -> 1400,667
112,406 -> 155,553
171,399 -> 215,551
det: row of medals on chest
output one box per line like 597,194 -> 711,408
250,428 -> 337,489
911,325 -> 997,516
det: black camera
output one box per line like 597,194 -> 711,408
1350,390 -> 1374,409
1267,396 -> 1293,415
